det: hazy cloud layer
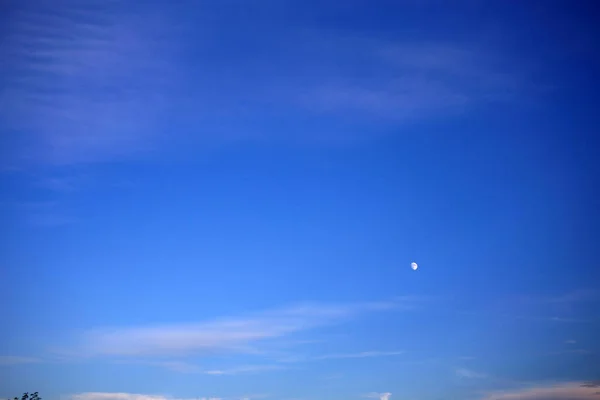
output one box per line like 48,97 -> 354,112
1,2 -> 533,166
481,382 -> 600,400
123,349 -> 405,375
67,394 -> 255,400
1,1 -> 188,165
125,361 -> 286,376
67,393 -> 269,400
69,394 -> 175,400
69,299 -> 411,357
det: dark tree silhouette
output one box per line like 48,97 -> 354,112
13,393 -> 41,400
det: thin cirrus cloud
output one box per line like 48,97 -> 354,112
313,351 -> 404,360
120,360 -> 285,376
203,365 -> 286,376
455,367 -> 488,379
274,350 -> 404,364
512,290 -> 599,306
69,299 -> 411,358
0,2 -> 530,167
480,381 -> 600,400
0,355 -> 42,365
543,290 -> 598,304
1,1 -> 188,166
303,38 -> 525,119
121,351 -> 405,375
114,359 -> 205,374
122,350 -> 405,375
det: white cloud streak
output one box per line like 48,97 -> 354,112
204,365 -> 285,376
121,360 -> 204,374
115,358 -> 286,376
135,349 -> 404,374
73,299 -> 411,357
365,392 -> 392,400
481,381 -> 600,400
314,351 -> 404,360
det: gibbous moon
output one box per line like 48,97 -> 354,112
411,262 -> 418,270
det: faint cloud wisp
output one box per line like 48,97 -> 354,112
69,299 -> 414,358
314,351 -> 404,360
1,1 -> 187,165
1,2 -> 535,166
481,381 -> 600,399
456,367 -> 487,379
365,392 -> 392,400
0,355 -> 42,365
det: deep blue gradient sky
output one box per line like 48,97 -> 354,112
1,1 -> 599,400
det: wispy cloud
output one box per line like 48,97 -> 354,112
276,350 -> 404,364
365,392 -> 392,400
457,309 -> 597,324
305,78 -> 468,120
301,38 -> 528,122
314,351 -> 404,360
204,365 -> 285,376
536,290 -> 598,304
546,349 -> 593,356
1,2 -> 534,166
121,359 -> 284,376
498,289 -> 600,323
481,381 -> 600,399
0,355 -> 42,365
1,2 -> 187,165
581,382 -> 600,388
116,359 -> 204,374
35,176 -> 79,192
514,290 -> 599,306
455,367 -> 487,379
70,299 -> 413,358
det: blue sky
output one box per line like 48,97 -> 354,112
1,1 -> 599,400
